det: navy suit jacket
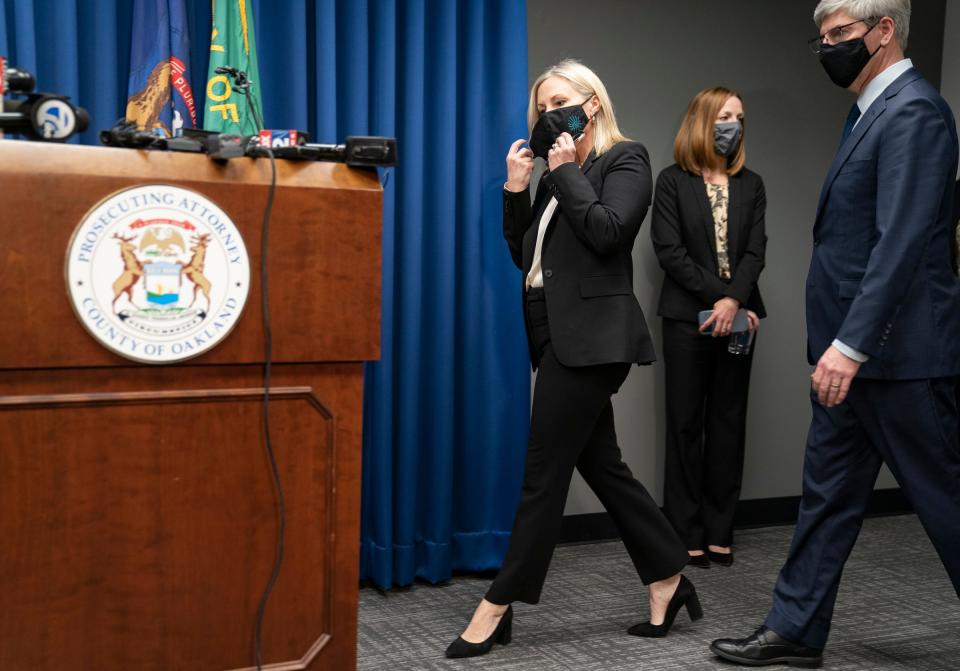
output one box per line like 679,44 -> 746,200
807,68 -> 960,379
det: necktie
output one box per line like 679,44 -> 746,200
840,103 -> 861,146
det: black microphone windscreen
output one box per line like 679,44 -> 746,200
5,68 -> 35,93
74,107 -> 89,133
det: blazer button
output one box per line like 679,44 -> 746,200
544,269 -> 553,279
813,239 -> 821,246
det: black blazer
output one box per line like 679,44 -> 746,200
503,141 -> 655,369
650,164 -> 767,322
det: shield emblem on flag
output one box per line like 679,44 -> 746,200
145,262 -> 182,305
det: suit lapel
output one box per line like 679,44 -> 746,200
815,68 -> 923,225
523,152 -> 599,270
814,99 -> 885,223
580,150 -> 598,177
726,173 -> 742,268
688,172 -> 719,271
522,175 -> 550,272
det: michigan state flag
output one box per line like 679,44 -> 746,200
126,0 -> 197,137
204,0 -> 264,134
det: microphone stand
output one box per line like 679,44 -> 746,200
214,66 -> 264,133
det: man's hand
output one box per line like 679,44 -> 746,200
811,345 -> 861,407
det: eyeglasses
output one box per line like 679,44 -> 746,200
807,18 -> 876,54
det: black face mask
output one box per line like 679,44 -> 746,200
818,23 -> 880,89
528,103 -> 590,160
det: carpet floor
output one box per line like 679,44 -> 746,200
358,514 -> 959,670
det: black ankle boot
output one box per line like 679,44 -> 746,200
445,605 -> 513,658
627,575 -> 703,638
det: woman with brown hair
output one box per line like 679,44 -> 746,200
651,87 -> 767,569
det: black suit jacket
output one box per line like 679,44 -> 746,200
650,164 -> 767,322
503,141 -> 655,369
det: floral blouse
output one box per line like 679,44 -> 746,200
706,183 -> 732,280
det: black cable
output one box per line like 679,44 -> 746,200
222,66 -> 280,671
252,146 -> 281,671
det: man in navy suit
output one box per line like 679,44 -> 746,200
711,1 -> 960,666
953,179 -> 960,274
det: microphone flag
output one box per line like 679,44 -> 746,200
204,0 -> 264,135
126,0 -> 197,138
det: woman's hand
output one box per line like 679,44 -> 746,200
700,296 -> 740,337
547,132 -> 577,172
747,310 -> 760,332
505,138 -> 534,192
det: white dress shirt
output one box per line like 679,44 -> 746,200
526,196 -> 559,289
832,58 -> 914,364
852,58 -> 913,127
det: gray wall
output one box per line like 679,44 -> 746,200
524,0 -> 948,515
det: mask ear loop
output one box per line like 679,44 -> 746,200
862,20 -> 884,57
577,107 -> 596,145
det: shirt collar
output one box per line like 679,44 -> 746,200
857,58 -> 913,116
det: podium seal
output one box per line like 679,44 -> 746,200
66,184 -> 250,364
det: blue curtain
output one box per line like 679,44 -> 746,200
1,0 -> 531,589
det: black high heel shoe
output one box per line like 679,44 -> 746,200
445,605 -> 513,659
707,549 -> 734,566
627,575 -> 703,638
688,553 -> 710,569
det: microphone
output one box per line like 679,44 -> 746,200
1,60 -> 88,141
214,65 -> 251,90
98,119 -> 208,153
206,133 -> 249,160
0,94 -> 89,141
99,120 -> 158,148
3,67 -> 35,94
246,136 -> 398,167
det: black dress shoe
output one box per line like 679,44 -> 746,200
445,605 -> 512,659
688,553 -> 711,569
710,626 -> 823,667
707,549 -> 734,566
627,575 -> 703,637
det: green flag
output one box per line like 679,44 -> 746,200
204,0 -> 264,134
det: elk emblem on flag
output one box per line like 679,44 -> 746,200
126,0 -> 197,137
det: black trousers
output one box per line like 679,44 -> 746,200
661,318 -> 755,549
486,290 -> 688,605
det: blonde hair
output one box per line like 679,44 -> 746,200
527,59 -> 628,156
673,86 -> 746,176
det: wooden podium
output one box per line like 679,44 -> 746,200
0,142 -> 381,670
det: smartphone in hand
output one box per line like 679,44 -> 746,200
698,308 -> 749,334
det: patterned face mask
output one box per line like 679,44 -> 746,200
528,102 -> 590,160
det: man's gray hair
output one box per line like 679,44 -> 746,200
813,0 -> 911,49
